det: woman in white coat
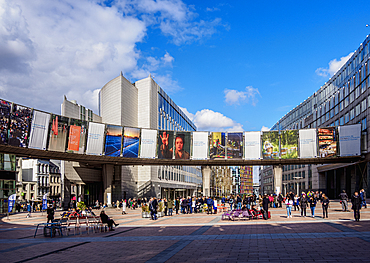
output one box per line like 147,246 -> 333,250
122,199 -> 127,215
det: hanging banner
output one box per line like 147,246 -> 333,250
140,129 -> 157,158
68,119 -> 87,154
8,104 -> 32,147
210,132 -> 226,159
227,132 -> 243,159
338,124 -> 361,156
262,131 -> 279,159
0,100 -> 11,145
192,132 -> 208,160
48,115 -> 69,152
122,127 -> 140,158
174,132 -> 191,159
318,127 -> 337,158
299,129 -> 317,158
67,125 -> 81,152
8,194 -> 16,213
86,122 -> 105,155
104,125 -> 123,157
42,193 -> 48,210
244,131 -> 261,160
28,110 -> 50,150
157,130 -> 174,159
280,130 -> 298,159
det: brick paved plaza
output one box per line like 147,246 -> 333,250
1,201 -> 369,263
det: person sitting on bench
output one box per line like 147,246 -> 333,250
100,210 -> 119,231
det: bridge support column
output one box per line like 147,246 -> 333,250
202,166 -> 211,197
103,164 -> 114,206
273,166 -> 282,195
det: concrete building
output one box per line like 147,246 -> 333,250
269,35 -> 370,198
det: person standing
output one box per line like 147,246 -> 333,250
262,194 -> 269,219
351,191 -> 362,222
175,198 -> 180,214
360,189 -> 367,208
309,195 -> 317,218
285,196 -> 293,218
339,190 -> 349,212
277,194 -> 283,208
26,203 -> 32,218
321,194 -> 329,218
300,193 -> 308,217
46,205 -> 54,223
149,197 -> 158,220
168,198 -> 174,216
122,199 -> 127,215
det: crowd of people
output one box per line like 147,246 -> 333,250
261,188 -> 367,221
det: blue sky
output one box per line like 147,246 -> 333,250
1,0 -> 370,132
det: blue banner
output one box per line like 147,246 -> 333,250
8,194 -> 16,213
42,193 -> 47,210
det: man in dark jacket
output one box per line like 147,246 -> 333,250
206,197 -> 213,214
351,191 -> 362,221
150,197 -> 158,220
300,193 -> 309,217
262,195 -> 270,220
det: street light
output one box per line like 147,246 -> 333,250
293,177 -> 303,196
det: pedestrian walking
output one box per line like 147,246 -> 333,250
339,190 -> 349,212
351,191 -> 362,222
122,199 -> 127,215
168,199 -> 174,216
26,203 -> 32,218
321,194 -> 329,218
309,195 -> 317,218
285,196 -> 293,218
46,205 -> 54,223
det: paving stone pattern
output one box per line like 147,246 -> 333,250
0,201 -> 369,263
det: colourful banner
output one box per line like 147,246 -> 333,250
262,131 -> 279,159
227,132 -> 243,159
280,130 -> 298,159
8,194 -> 16,213
48,115 -> 69,152
104,125 -> 123,157
210,132 -> 225,159
174,132 -> 191,159
8,104 -> 32,147
318,127 -> 337,158
68,125 -> 81,152
158,130 -> 174,159
122,127 -> 140,158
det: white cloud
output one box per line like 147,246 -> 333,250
261,126 -> 270,131
316,52 -> 354,77
179,107 -> 243,132
224,86 -> 260,106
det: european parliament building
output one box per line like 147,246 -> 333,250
268,35 -> 370,198
98,74 -> 202,202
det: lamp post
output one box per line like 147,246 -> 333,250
293,177 -> 303,196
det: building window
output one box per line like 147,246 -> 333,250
344,97 -> 349,108
356,104 -> 361,116
345,113 -> 350,123
335,119 -> 339,126
350,92 -> 354,103
362,118 -> 367,131
350,109 -> 355,120
355,87 -> 360,98
340,116 -> 344,125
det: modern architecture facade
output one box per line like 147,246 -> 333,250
269,35 -> 370,198
99,73 -> 202,202
0,153 -> 16,213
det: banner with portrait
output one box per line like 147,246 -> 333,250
67,118 -> 87,153
157,130 -> 174,159
48,115 -> 69,152
299,129 -> 317,158
210,132 -> 226,159
28,110 -> 51,150
244,131 -> 261,160
8,104 -> 32,147
262,131 -> 279,159
192,132 -> 208,160
140,129 -> 157,158
86,122 -> 105,155
318,127 -> 337,158
122,127 -> 140,158
174,132 -> 191,159
104,125 -> 123,157
227,132 -> 243,159
338,124 -> 361,156
280,130 -> 298,159
0,100 -> 11,145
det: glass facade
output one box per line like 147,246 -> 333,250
271,35 -> 370,131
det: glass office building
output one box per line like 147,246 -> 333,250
270,35 -> 370,197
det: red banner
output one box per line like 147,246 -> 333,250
68,125 -> 81,152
